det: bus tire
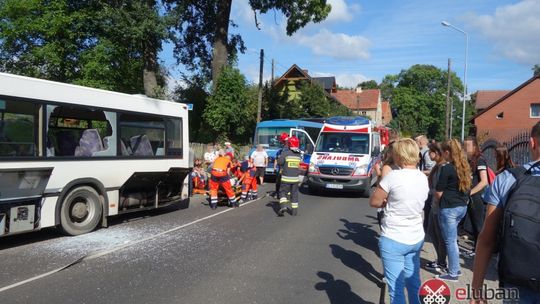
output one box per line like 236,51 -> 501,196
59,186 -> 103,236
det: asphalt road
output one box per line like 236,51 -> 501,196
0,184 -> 386,304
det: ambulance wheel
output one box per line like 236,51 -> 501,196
59,186 -> 103,236
362,179 -> 374,198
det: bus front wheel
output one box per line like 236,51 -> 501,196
60,186 -> 103,236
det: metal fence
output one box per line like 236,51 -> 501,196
481,130 -> 531,169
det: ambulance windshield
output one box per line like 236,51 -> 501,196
316,132 -> 369,154
255,127 -> 290,148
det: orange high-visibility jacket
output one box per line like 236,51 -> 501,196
212,156 -> 231,176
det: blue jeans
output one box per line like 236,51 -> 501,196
379,236 -> 423,304
439,206 -> 467,276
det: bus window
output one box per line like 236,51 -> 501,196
165,118 -> 182,157
119,113 -> 164,156
0,99 -> 39,157
46,105 -> 115,157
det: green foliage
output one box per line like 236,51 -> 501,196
533,64 -> 540,77
164,0 -> 331,79
383,64 -> 467,140
202,66 -> 256,143
358,80 -> 378,90
262,81 -> 350,120
0,0 -> 167,94
173,75 -> 214,143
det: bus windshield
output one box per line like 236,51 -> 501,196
316,132 -> 370,154
255,127 -> 290,148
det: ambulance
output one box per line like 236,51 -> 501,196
307,116 -> 389,195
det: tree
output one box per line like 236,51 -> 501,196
358,80 -> 378,90
202,66 -> 256,143
173,75 -> 212,142
263,81 -> 350,119
383,64 -> 466,140
165,0 -> 331,84
0,0 -> 167,96
533,64 -> 540,77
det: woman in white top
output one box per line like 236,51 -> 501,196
370,138 -> 429,304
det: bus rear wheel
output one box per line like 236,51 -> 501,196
60,186 -> 103,236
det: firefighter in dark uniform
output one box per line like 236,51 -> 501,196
276,135 -> 302,216
274,132 -> 289,199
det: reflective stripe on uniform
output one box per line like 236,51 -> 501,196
291,203 -> 298,209
279,197 -> 288,204
281,175 -> 299,183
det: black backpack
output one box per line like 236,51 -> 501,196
498,161 -> 540,291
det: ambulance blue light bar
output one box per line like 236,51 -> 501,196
326,116 -> 370,126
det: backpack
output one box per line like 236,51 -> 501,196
498,161 -> 540,291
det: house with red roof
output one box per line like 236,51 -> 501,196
332,87 -> 387,126
471,74 -> 540,142
474,90 -> 511,112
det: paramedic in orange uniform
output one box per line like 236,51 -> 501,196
238,161 -> 258,203
209,152 -> 238,209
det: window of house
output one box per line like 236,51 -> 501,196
531,104 -> 540,118
0,99 -> 40,157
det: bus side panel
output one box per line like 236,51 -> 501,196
107,190 -> 119,216
40,197 -> 58,228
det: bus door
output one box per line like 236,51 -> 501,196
290,128 -> 316,171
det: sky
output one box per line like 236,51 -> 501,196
162,0 -> 540,94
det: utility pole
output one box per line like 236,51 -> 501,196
446,58 -> 452,140
257,49 -> 264,123
356,95 -> 360,115
271,59 -> 275,84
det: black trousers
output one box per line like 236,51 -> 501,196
279,182 -> 299,204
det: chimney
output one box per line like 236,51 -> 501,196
355,86 -> 363,94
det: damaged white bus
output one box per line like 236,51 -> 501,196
0,73 -> 190,236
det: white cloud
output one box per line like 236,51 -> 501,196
326,0 -> 356,22
312,71 -> 369,88
463,0 -> 540,65
297,29 -> 371,60
231,0 -> 257,25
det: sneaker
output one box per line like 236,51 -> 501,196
425,261 -> 444,272
461,250 -> 476,259
441,269 -> 462,277
436,273 -> 459,282
277,207 -> 287,217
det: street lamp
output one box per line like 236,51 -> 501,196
442,20 -> 468,141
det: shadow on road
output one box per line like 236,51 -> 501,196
0,199 -> 190,251
265,201 -> 281,216
337,218 -> 380,257
330,244 -> 384,288
315,271 -> 375,304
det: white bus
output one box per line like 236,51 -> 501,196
0,73 -> 190,237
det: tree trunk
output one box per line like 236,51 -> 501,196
143,42 -> 159,97
211,0 -> 232,90
143,0 -> 159,97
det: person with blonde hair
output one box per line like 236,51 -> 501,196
435,139 -> 472,282
370,138 -> 429,304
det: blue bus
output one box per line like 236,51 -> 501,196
251,119 -> 323,175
